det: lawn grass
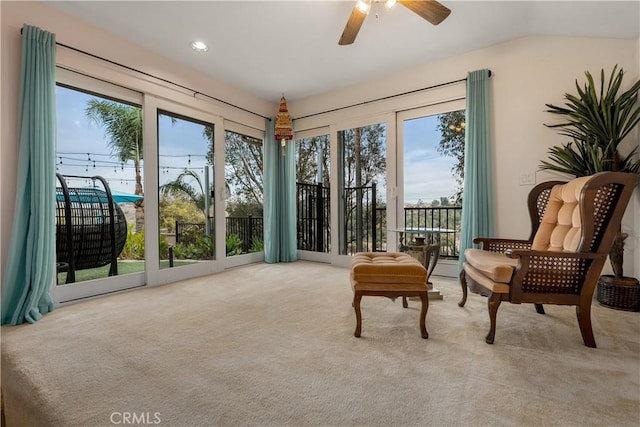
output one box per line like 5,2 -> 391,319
57,259 -> 196,285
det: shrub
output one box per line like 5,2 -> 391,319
173,235 -> 214,260
250,237 -> 264,253
226,234 -> 243,256
120,226 -> 144,260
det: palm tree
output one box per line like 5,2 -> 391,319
160,169 -> 208,219
85,99 -> 144,231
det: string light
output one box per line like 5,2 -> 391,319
448,121 -> 466,133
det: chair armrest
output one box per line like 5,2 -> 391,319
506,249 -> 601,260
506,249 -> 605,298
473,238 -> 532,253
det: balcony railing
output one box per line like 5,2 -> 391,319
403,207 -> 462,258
175,216 -> 264,255
296,182 -> 330,252
174,200 -> 461,259
342,183 -> 382,254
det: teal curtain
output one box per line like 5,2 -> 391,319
458,69 -> 493,272
1,25 -> 57,325
264,118 -> 297,263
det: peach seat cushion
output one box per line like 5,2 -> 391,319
351,252 -> 427,292
463,176 -> 590,294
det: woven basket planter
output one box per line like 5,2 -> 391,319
597,275 -> 640,311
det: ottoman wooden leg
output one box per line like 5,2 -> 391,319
402,296 -> 408,308
353,291 -> 363,337
419,291 -> 429,339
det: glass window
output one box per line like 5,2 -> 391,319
158,110 -> 215,267
55,84 -> 144,285
338,123 -> 387,255
224,130 -> 264,256
402,109 -> 464,258
295,135 -> 330,252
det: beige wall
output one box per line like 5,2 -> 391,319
1,1 -> 639,279
291,35 -> 640,277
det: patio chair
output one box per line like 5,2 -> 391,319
459,172 -> 637,347
56,174 -> 128,284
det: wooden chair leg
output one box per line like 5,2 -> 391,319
535,304 -> 545,315
576,303 -> 596,348
486,293 -> 501,344
458,269 -> 468,307
419,292 -> 429,339
353,292 -> 363,338
402,296 -> 408,308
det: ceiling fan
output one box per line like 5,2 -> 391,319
339,0 -> 451,45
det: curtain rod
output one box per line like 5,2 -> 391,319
293,70 -> 492,121
21,28 -> 271,121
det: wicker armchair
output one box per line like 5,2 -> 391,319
459,172 -> 637,347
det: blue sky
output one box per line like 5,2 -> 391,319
403,115 -> 457,205
56,86 -> 211,195
56,85 -> 458,204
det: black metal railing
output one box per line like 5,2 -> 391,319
404,206 -> 462,258
342,183 -> 385,254
226,216 -> 264,254
296,182 -> 330,252
175,204 -> 461,258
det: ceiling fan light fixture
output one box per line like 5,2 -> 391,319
355,0 -> 370,14
385,0 -> 397,9
190,41 -> 208,52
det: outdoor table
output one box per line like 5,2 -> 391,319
389,227 -> 455,300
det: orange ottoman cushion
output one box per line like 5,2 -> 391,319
351,252 -> 427,291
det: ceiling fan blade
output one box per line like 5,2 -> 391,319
339,6 -> 367,45
398,0 -> 451,25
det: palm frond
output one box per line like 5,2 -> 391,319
542,66 -> 640,174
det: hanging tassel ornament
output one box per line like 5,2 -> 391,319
274,95 -> 293,156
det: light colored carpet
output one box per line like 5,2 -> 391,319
2,261 -> 639,426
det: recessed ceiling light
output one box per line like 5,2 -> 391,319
190,41 -> 208,52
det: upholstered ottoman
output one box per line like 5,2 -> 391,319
350,252 -> 429,338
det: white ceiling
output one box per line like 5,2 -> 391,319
48,1 -> 639,103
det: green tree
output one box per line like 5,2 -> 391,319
296,135 -> 330,185
436,110 -> 466,203
159,193 -> 206,232
226,197 -> 264,217
159,169 -> 209,219
205,129 -> 263,214
340,124 -> 387,253
341,124 -> 387,188
85,99 -> 144,230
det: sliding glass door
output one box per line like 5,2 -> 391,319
338,122 -> 387,255
396,101 -> 465,277
158,110 -> 216,269
295,131 -> 331,257
54,70 -> 146,303
224,128 -> 264,265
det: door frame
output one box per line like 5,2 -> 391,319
395,100 -> 465,278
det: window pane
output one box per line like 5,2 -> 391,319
338,123 -> 387,255
55,85 -> 144,284
158,110 -> 215,267
402,110 -> 464,258
224,131 -> 264,256
295,135 -> 330,252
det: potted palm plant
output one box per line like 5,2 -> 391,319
541,65 -> 640,310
